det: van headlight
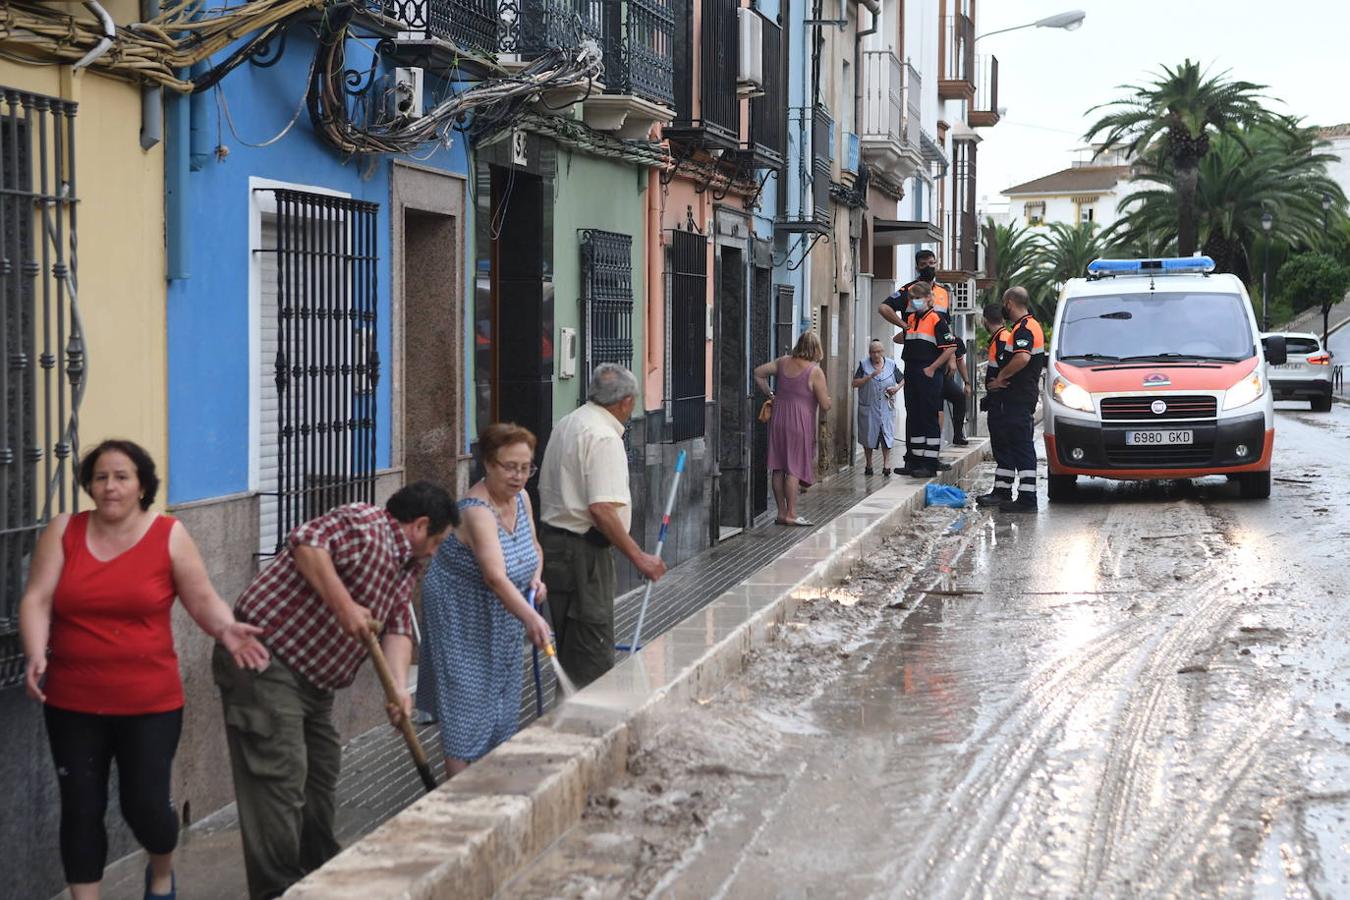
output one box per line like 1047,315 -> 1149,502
1051,376 -> 1094,413
1222,370 -> 1264,410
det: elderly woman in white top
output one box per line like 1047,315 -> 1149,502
852,339 -> 902,475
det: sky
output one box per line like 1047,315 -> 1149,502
976,0 -> 1350,207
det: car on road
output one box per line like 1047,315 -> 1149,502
1042,257 -> 1286,502
1262,331 -> 1333,411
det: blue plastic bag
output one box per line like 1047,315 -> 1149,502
925,483 -> 967,508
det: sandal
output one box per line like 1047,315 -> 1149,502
788,516 -> 812,527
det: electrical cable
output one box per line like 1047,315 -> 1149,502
214,46 -> 314,149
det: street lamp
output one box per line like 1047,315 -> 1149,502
976,10 -> 1086,41
1261,211 -> 1274,332
1322,193 -> 1334,341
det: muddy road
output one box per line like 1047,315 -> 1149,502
504,403 -> 1350,900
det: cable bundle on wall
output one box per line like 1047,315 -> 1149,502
307,7 -> 604,156
0,0 -> 324,90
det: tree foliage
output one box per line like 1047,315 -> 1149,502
1084,60 -> 1275,255
1116,120 -> 1346,283
1278,251 -> 1350,316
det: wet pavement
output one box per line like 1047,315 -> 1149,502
503,402 -> 1350,899
97,460 -> 906,900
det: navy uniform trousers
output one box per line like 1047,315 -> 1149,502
904,367 -> 944,470
988,395 -> 1037,496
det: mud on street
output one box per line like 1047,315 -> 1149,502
503,403 -> 1350,900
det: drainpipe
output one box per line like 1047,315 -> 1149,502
164,0 -> 200,280
140,1 -> 161,151
853,0 -> 879,145
73,2 -> 115,71
189,60 -> 211,171
646,165 -> 662,411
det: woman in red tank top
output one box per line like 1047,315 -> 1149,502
18,440 -> 270,900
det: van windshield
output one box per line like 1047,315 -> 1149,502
1056,291 -> 1255,363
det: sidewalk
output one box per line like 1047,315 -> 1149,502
98,458 -> 922,899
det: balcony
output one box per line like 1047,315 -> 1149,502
941,207 -> 978,274
777,105 -> 832,234
583,0 -> 677,137
667,0 -> 741,150
939,13 -> 975,101
969,54 -> 1000,127
741,14 -> 786,169
859,51 -> 924,182
374,0 -> 499,68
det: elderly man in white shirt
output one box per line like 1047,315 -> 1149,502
538,364 -> 666,687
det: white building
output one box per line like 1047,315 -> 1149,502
1317,123 -> 1350,205
1002,146 -> 1137,231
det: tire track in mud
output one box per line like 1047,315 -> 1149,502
1075,503 -> 1250,895
887,502 -> 1240,899
1142,702 -> 1292,897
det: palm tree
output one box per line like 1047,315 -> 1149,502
1030,221 -> 1122,316
981,218 -> 1041,306
1116,120 -> 1345,282
1084,60 -> 1274,256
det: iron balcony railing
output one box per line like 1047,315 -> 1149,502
503,0 -> 604,56
670,0 -> 740,147
903,60 -> 922,148
972,54 -> 999,122
378,0 -> 499,56
861,50 -> 902,145
942,207 -> 978,273
745,14 -> 786,167
777,105 -> 832,233
602,0 -> 676,106
942,13 -> 974,85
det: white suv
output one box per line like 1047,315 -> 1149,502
1263,331 -> 1333,411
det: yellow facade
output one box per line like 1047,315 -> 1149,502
0,52 -> 167,504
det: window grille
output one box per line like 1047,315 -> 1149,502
1,88 -> 82,689
259,190 -> 379,556
665,229 -> 706,441
579,229 -> 634,385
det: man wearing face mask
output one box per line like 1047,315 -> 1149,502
897,282 -> 957,477
880,249 -> 962,458
878,249 -> 951,331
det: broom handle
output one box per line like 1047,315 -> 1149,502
363,629 -> 437,792
629,449 -> 686,656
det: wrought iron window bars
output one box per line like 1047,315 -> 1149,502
0,87 -> 82,690
261,189 -> 380,556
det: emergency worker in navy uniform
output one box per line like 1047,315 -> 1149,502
897,282 -> 957,477
944,340 -> 972,446
975,303 -> 1012,506
878,249 -> 952,332
986,287 -> 1046,512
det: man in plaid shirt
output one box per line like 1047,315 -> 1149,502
213,481 -> 457,900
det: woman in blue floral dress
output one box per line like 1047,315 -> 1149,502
418,423 -> 552,777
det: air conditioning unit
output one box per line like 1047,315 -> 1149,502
388,67 -> 424,120
737,9 -> 765,97
950,278 -> 977,314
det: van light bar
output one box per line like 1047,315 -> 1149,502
1087,256 -> 1216,275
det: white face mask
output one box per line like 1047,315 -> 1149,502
910,299 -> 928,313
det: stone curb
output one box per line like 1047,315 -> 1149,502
288,441 -> 992,899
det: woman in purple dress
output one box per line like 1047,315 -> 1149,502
755,331 -> 833,526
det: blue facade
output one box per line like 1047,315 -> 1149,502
166,23 -> 469,504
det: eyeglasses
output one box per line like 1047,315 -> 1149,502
492,461 -> 538,478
